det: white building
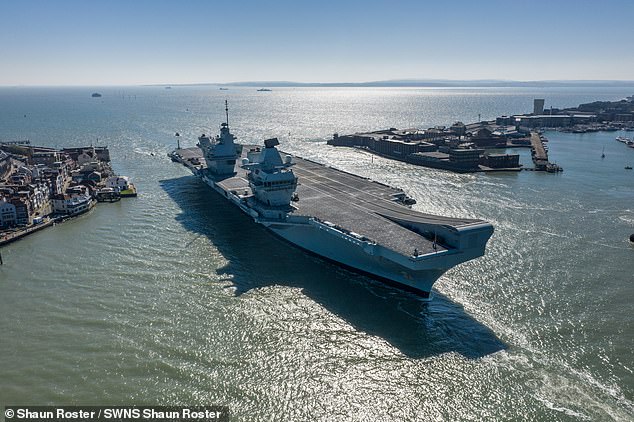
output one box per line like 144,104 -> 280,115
28,183 -> 49,211
106,176 -> 130,191
0,150 -> 11,180
52,186 -> 93,216
77,148 -> 97,166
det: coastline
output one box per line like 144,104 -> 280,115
0,200 -> 98,248
0,144 -> 136,248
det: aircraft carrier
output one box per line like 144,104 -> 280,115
168,103 -> 494,299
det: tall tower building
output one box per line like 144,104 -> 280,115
534,98 -> 545,115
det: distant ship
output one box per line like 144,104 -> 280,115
219,87 -> 229,90
168,102 -> 494,299
257,88 -> 272,92
91,93 -> 102,98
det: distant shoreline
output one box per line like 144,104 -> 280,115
220,80 -> 634,88
3,80 -> 634,89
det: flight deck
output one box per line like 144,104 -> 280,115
170,145 -> 486,257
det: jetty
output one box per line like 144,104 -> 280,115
530,132 -> 548,170
530,132 -> 562,172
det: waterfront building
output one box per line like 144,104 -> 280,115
0,198 -> 17,228
106,176 -> 131,191
76,148 -> 98,166
61,146 -> 109,163
372,138 -> 436,156
0,144 -> 119,239
615,113 -> 634,122
410,151 -> 450,166
51,185 -> 93,216
491,126 -> 522,139
449,148 -> 483,170
496,115 -> 514,125
515,114 -> 572,128
10,197 -> 31,226
329,133 -> 437,155
31,151 -> 60,166
471,127 -> 501,147
480,153 -> 520,169
570,114 -> 596,125
421,128 -> 446,141
450,121 -> 467,136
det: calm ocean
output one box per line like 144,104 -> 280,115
0,86 -> 632,420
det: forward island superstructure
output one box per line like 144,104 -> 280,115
169,102 -> 494,299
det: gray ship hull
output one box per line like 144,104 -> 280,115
266,222 -> 445,297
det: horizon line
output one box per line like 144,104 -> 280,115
2,78 -> 634,88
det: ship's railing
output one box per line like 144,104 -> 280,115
309,217 -> 375,248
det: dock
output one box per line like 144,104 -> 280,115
530,132 -> 548,170
530,131 -> 562,172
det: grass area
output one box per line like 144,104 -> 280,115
119,185 -> 137,197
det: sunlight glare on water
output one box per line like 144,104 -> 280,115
0,86 -> 633,420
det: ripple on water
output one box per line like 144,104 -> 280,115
1,87 -> 633,420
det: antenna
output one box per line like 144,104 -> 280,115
225,100 -> 229,126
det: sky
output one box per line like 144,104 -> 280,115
1,0 -> 633,85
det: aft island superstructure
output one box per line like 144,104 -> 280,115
169,102 -> 494,299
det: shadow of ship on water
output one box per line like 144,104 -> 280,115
160,175 -> 507,359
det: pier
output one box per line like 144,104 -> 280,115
0,140 -> 31,146
530,131 -> 562,172
530,132 -> 548,170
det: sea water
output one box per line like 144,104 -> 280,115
0,86 -> 632,420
